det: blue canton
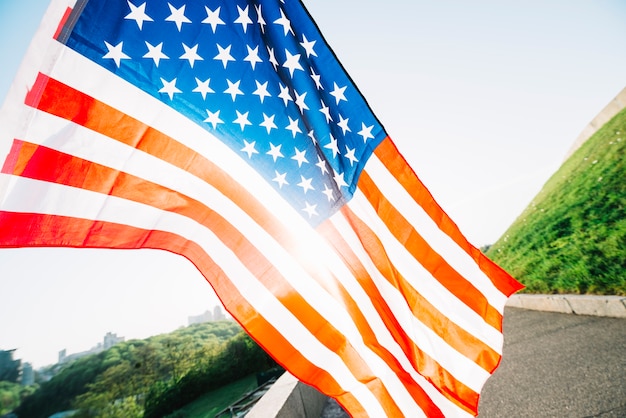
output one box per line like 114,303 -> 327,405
63,0 -> 386,226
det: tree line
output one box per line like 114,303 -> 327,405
12,321 -> 279,418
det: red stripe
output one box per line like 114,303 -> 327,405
339,205 -> 481,414
357,167 -> 504,351
0,209 -> 366,415
54,7 -> 73,40
373,137 -> 523,297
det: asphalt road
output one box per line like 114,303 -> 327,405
322,307 -> 626,417
479,307 -> 626,417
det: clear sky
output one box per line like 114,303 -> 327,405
1,0 -> 625,368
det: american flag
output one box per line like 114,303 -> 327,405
0,0 -> 522,416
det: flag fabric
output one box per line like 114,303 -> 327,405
0,0 -> 523,416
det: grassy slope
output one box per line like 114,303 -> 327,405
486,108 -> 626,295
165,374 -> 257,418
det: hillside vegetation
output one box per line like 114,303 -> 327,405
487,108 -> 626,295
13,321 -> 278,418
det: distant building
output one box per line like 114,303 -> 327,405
103,332 -> 124,350
188,310 -> 213,325
0,349 -> 20,383
188,305 -> 228,325
213,305 -> 226,321
20,362 -> 34,386
58,332 -> 125,364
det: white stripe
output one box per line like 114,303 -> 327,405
366,155 -> 508,311
331,211 -> 489,408
0,172 -> 387,416
349,190 -> 504,355
0,0 -> 76,151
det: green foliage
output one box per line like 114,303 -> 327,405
143,332 -> 277,418
487,108 -> 626,295
15,321 -> 243,418
14,353 -> 109,418
0,381 -> 37,415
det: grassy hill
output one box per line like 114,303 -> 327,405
486,107 -> 626,295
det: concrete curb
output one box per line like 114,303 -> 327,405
246,371 -> 327,418
506,294 -> 626,318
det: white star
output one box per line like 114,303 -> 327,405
319,100 -> 332,123
322,184 -> 336,202
310,68 -> 323,90
233,110 -> 252,131
272,171 -> 289,188
159,77 -> 181,100
180,43 -> 203,68
143,41 -> 168,67
285,117 -> 302,138
283,50 -> 303,77
125,1 -> 153,30
241,140 -> 258,158
193,78 -> 214,100
278,83 -> 292,106
166,3 -> 191,32
260,113 -> 277,134
307,130 -> 317,144
234,5 -> 253,33
244,45 -> 263,69
273,8 -> 293,36
266,142 -> 283,161
300,34 -> 317,58
344,146 -> 358,166
291,147 -> 308,167
333,170 -> 349,188
103,41 -> 129,67
337,114 -> 351,135
255,4 -> 266,33
294,90 -> 309,113
330,82 -> 347,105
214,44 -> 235,68
202,6 -> 225,33
324,134 -> 340,158
204,109 -> 223,129
358,123 -> 375,142
315,155 -> 329,175
224,79 -> 243,101
302,202 -> 318,218
253,80 -> 271,103
297,175 -> 315,194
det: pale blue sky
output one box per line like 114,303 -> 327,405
1,0 -> 625,368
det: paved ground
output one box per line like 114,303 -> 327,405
479,307 -> 626,417
321,307 -> 626,417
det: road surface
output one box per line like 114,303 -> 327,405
479,307 -> 626,417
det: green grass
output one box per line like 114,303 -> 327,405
486,107 -> 626,295
164,374 -> 257,418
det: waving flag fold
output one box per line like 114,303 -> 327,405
0,0 -> 523,416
